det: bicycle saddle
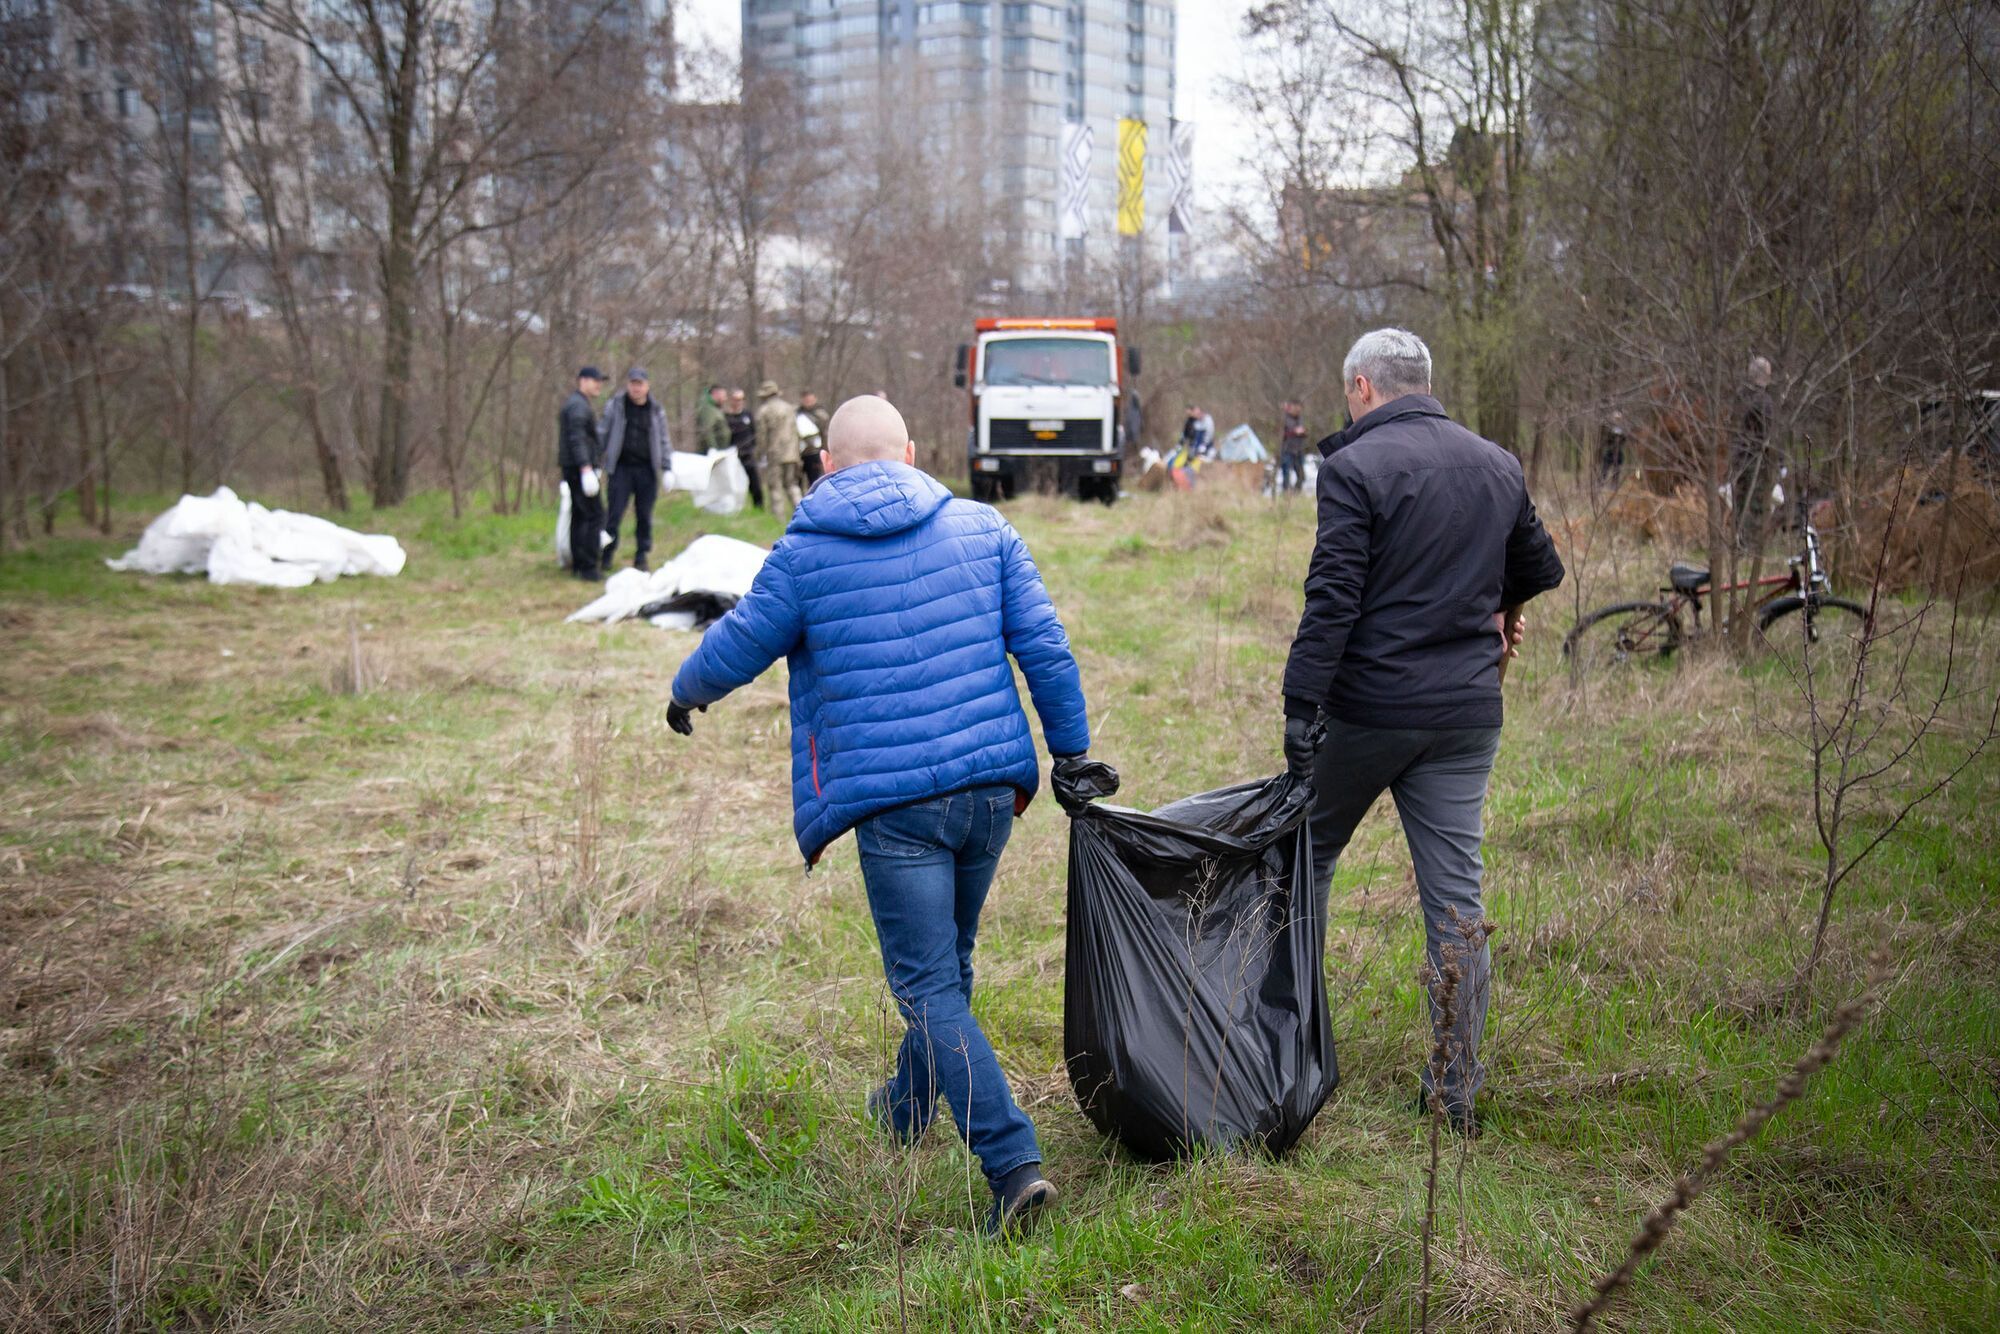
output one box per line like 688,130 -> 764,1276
1668,562 -> 1709,593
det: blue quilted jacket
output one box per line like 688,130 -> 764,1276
671,460 -> 1090,863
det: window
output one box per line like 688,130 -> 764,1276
982,338 -> 1111,387
74,37 -> 92,68
239,35 -> 265,65
117,86 -> 134,117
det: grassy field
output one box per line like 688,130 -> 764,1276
2,482 -> 1996,1331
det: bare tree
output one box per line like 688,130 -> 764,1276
1247,0 -> 1537,449
239,0 -> 626,506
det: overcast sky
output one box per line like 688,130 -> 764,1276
675,0 -> 1259,201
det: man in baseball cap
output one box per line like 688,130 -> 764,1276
598,367 -> 672,571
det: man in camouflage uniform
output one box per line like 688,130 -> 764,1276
754,379 -> 805,519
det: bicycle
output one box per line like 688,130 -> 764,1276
1562,521 -> 1871,670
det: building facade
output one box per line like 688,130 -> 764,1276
743,0 -> 1176,294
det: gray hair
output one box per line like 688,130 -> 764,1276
1342,328 -> 1432,397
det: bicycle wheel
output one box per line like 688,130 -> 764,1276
1562,601 -> 1683,672
1756,594 -> 1871,675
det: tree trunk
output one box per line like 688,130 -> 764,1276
373,219 -> 416,506
0,350 -> 13,555
1476,340 -> 1520,453
87,335 -> 112,532
302,379 -> 348,511
69,352 -> 98,528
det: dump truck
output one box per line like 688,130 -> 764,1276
955,317 -> 1140,504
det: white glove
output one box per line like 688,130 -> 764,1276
580,466 -> 600,498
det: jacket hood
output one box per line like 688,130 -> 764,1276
789,460 -> 953,538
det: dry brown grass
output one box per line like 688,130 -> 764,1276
1841,459 -> 2000,595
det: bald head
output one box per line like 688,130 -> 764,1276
825,394 -> 915,470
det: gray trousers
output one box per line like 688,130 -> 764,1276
1309,719 -> 1503,1109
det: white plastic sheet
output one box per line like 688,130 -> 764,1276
108,487 -> 406,586
567,534 -> 768,628
670,448 -> 749,517
1219,424 -> 1269,463
554,481 -> 615,569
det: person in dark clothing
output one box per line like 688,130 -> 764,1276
599,368 -> 672,571
1597,409 -> 1629,486
1281,328 -> 1564,1133
558,367 -> 606,580
1732,356 -> 1775,547
798,390 -> 829,486
1278,399 -> 1308,493
696,383 -> 731,455
726,387 -> 763,510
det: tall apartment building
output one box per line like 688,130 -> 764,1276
743,0 -> 1177,294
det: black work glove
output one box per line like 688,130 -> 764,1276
1283,714 -> 1324,779
1051,754 -> 1120,814
666,699 -> 705,736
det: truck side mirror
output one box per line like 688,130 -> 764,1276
1126,347 -> 1142,377
953,344 -> 969,388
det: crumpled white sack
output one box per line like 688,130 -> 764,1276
556,480 -> 574,568
566,566 -> 655,622
206,530 -> 319,587
246,503 -> 348,582
337,529 -> 408,577
567,534 -> 768,625
107,485 -> 251,574
670,448 -> 748,517
108,487 -> 406,584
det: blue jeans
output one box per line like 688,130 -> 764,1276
856,785 -> 1041,1187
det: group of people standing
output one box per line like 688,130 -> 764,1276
1169,400 -> 1314,496
693,381 -> 831,516
557,369 -> 833,581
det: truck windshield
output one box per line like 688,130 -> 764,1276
982,338 -> 1112,387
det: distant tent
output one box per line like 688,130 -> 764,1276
1219,424 -> 1269,463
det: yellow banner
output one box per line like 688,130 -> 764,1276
1117,118 -> 1146,235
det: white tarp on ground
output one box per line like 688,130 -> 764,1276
566,534 -> 768,629
107,487 -> 406,586
1219,424 -> 1270,463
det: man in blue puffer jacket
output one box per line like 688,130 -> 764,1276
666,394 -> 1099,1237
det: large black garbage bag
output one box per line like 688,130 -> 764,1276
1063,773 -> 1338,1161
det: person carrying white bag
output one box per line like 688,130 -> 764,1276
558,366 -> 607,581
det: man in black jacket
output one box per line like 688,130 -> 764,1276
599,368 -> 671,571
1282,328 -> 1564,1133
726,387 -> 763,510
558,367 -> 606,580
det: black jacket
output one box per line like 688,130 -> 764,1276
1283,395 -> 1565,729
599,392 -> 671,475
556,389 -> 601,471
